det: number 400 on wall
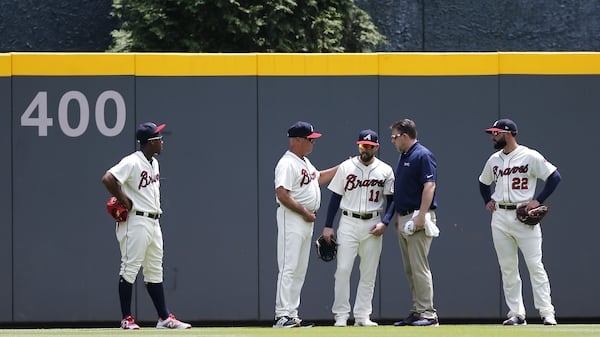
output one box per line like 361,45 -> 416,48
20,90 -> 127,137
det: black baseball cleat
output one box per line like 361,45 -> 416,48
294,317 -> 315,328
272,316 -> 299,328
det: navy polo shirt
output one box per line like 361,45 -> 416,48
394,141 -> 438,213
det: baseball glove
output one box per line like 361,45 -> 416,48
106,197 -> 128,222
315,234 -> 337,262
516,204 -> 549,225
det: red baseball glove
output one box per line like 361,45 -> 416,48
106,197 -> 129,222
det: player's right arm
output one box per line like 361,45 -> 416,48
479,181 -> 495,212
102,171 -> 133,211
276,186 -> 317,222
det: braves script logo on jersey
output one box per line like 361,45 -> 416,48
493,164 -> 530,190
344,174 -> 385,191
300,169 -> 316,187
138,170 -> 160,190
492,164 -> 529,178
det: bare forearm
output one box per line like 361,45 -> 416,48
419,182 -> 436,213
318,165 -> 339,185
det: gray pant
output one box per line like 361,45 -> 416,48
396,211 -> 437,319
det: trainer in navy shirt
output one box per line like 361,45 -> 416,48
393,140 -> 437,215
385,119 -> 439,327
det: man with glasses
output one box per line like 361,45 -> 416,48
478,118 -> 561,326
320,129 -> 394,327
102,122 -> 191,330
273,121 -> 338,328
386,119 -> 440,327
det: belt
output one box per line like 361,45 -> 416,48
398,210 -> 416,216
498,204 -> 517,210
342,210 -> 379,220
135,211 -> 160,219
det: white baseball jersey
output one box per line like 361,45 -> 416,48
274,150 -> 321,212
109,151 -> 162,214
108,150 -> 164,284
479,145 -> 556,204
328,156 -> 394,213
328,155 -> 393,321
479,144 -> 557,319
274,150 -> 321,319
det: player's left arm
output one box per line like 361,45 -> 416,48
528,170 -> 561,209
370,194 -> 393,236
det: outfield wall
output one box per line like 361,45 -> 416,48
1,53 -> 599,324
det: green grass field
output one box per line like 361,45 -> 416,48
0,325 -> 599,337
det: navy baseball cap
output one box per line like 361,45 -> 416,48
356,129 -> 379,146
287,121 -> 322,139
136,122 -> 166,143
485,119 -> 518,134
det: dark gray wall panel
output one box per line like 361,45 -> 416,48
134,76 -> 259,321
4,71 -> 600,324
0,76 -> 12,321
12,76 -> 135,322
378,76 -> 502,319
499,75 -> 600,318
257,76 -> 380,321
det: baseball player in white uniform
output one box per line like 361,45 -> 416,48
102,122 -> 191,330
478,119 -> 561,326
273,121 -> 338,328
321,129 -> 394,327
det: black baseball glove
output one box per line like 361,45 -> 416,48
516,204 -> 549,225
315,234 -> 337,262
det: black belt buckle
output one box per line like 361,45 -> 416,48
498,204 -> 517,210
343,210 -> 375,220
135,211 -> 160,219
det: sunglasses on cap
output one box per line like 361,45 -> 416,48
358,144 -> 376,150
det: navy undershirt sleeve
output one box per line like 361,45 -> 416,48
324,192 -> 342,228
536,170 -> 561,203
382,195 -> 394,225
479,181 -> 492,205
381,195 -> 395,226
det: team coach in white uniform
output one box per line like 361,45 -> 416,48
273,121 -> 338,328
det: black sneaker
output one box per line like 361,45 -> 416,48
273,316 -> 299,328
412,317 -> 439,326
394,313 -> 419,326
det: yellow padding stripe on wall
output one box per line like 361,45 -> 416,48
0,54 -> 10,76
11,53 -> 135,75
135,53 -> 256,76
6,52 -> 600,76
500,52 -> 600,75
380,53 -> 499,76
258,53 -> 379,75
